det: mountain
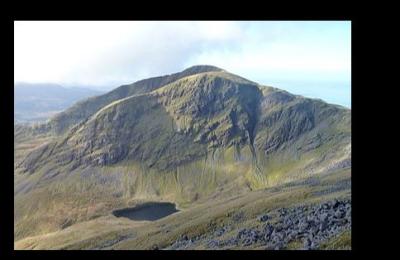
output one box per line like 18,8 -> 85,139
14,83 -> 103,123
14,65 -> 351,249
49,65 -> 223,134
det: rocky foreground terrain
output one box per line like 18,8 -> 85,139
167,199 -> 351,250
14,168 -> 351,250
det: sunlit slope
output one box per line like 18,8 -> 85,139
19,70 -> 350,183
15,168 -> 351,250
49,65 -> 223,134
14,66 -> 351,241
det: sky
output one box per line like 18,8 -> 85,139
14,21 -> 351,107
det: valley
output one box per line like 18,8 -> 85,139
14,83 -> 103,123
14,168 -> 350,250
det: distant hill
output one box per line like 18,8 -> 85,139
14,83 -> 103,123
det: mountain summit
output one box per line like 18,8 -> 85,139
49,65 -> 223,134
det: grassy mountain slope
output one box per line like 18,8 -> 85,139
14,66 -> 351,247
15,168 -> 351,250
49,65 -> 222,134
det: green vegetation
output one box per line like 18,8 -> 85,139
319,230 -> 351,250
49,65 -> 223,134
14,65 -> 351,249
15,168 -> 350,249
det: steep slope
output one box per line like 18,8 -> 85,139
49,65 -> 223,134
19,70 -> 350,178
19,71 -> 264,173
14,66 -> 351,242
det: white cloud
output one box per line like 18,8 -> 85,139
14,21 -> 350,91
185,22 -> 351,84
15,21 -> 249,86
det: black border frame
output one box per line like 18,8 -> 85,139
2,4 -> 364,258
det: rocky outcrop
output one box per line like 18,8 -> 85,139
166,199 -> 351,250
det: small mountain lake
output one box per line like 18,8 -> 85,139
112,202 -> 179,221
